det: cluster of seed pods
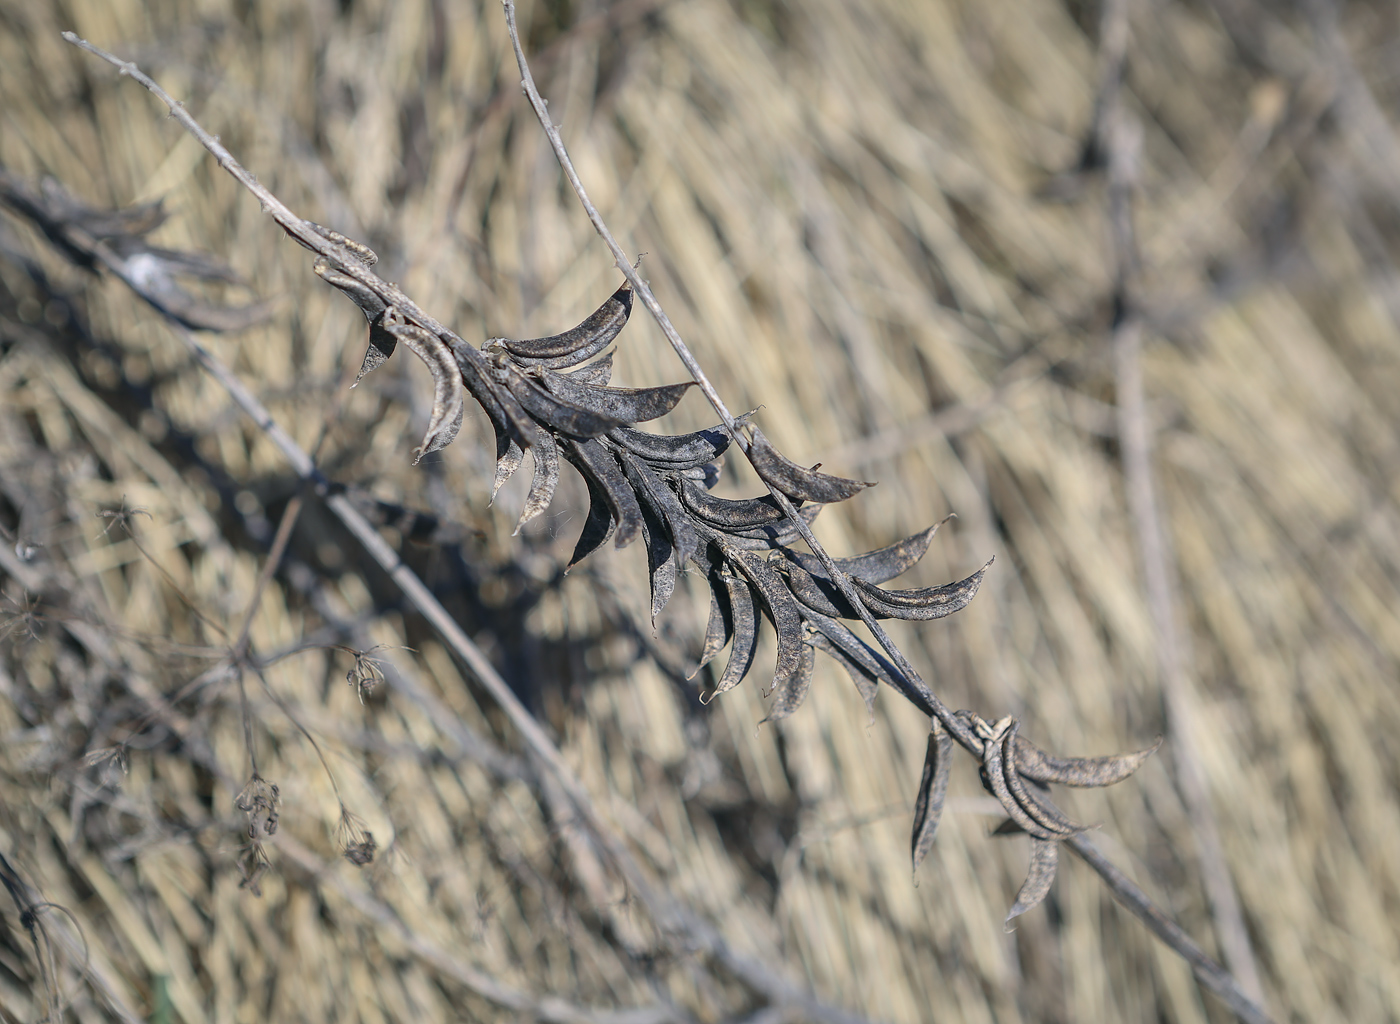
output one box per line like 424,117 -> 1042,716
313,243 -> 1160,924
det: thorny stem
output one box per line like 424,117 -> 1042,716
500,3 -> 1273,1022
60,32 -> 871,1024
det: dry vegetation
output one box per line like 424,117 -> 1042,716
2,0 -> 1400,1022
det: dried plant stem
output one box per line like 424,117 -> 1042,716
0,852 -> 142,1024
1101,11 -> 1267,1008
499,4 -> 1272,1021
1068,835 -> 1271,1024
60,24 -> 1273,1024
60,33 -> 875,1024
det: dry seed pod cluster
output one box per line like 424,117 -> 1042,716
315,248 -> 1160,922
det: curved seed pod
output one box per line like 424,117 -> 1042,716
620,452 -> 700,571
1013,734 -> 1162,788
514,429 -> 559,534
609,424 -> 732,468
452,339 -> 537,452
779,559 -> 860,619
491,355 -> 627,438
489,282 -> 633,366
561,438 -> 642,549
728,549 -> 807,703
785,517 -> 952,583
313,259 -> 397,381
679,478 -> 799,530
999,723 -> 1086,838
746,424 -> 873,503
716,505 -> 824,549
568,474 -> 615,568
806,621 -> 879,717
1005,838 -> 1060,930
978,716 -> 1061,841
691,572 -> 733,678
760,636 -> 815,723
535,368 -> 696,424
565,351 -> 614,386
381,310 -> 465,461
636,487 -> 677,623
492,439 -> 524,502
851,558 -> 993,621
911,719 -> 953,873
703,574 -> 759,702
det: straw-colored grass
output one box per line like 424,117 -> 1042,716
2,0 -> 1399,1020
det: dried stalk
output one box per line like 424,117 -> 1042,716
1098,0 -> 1266,1006
53,20 -> 1276,1024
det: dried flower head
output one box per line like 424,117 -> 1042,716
341,644 -> 412,704
82,746 -> 130,780
335,806 -> 376,868
0,594 -> 43,645
95,498 -> 151,538
235,774 -> 280,839
237,840 -> 271,897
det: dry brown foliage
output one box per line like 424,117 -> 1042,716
3,0 -> 1400,1022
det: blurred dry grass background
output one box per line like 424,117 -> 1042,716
2,0 -> 1400,1020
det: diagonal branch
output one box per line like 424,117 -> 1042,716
1097,0 -> 1267,1008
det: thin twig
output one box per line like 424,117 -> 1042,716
1099,4 -> 1268,1008
1067,834 -> 1272,1024
231,492 -> 304,660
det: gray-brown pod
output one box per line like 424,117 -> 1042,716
704,573 -> 759,702
568,474 -> 616,568
560,438 -> 643,550
850,558 -> 993,621
911,719 -> 953,873
535,366 -> 695,424
609,424 -> 731,468
489,282 -> 633,368
1013,735 -> 1162,787
514,428 -> 559,534
782,518 -> 949,583
1005,838 -> 1059,929
679,477 -> 800,530
745,424 -> 873,503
